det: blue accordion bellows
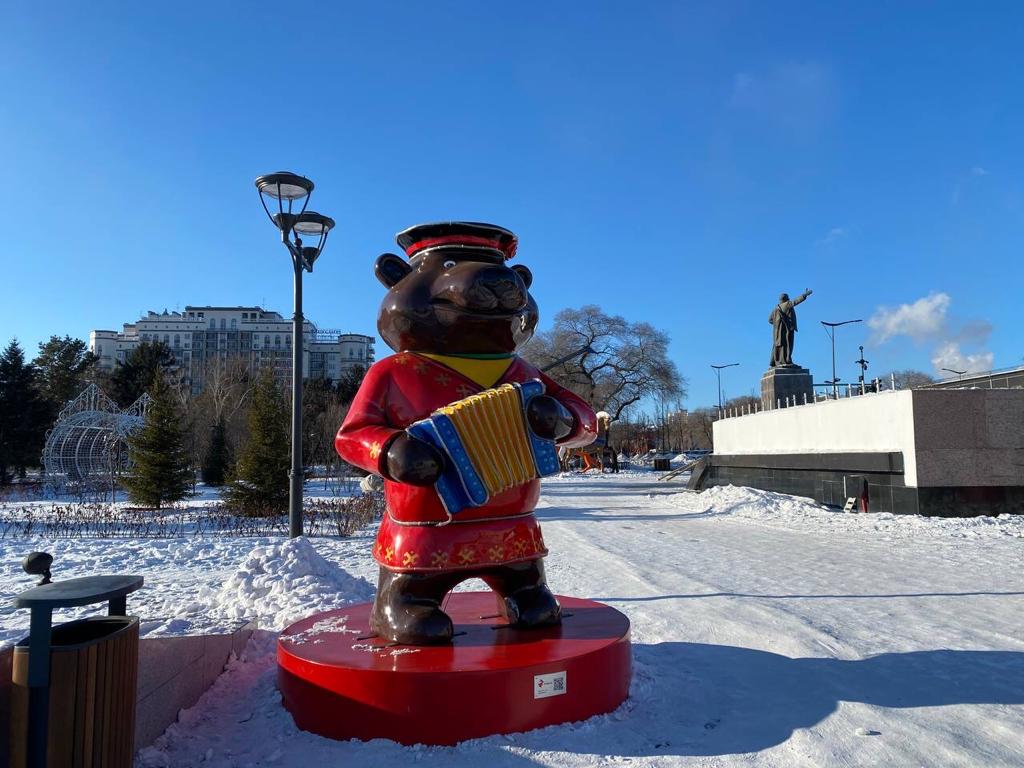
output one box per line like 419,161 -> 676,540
406,379 -> 561,516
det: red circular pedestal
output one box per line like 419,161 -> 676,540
277,593 -> 631,745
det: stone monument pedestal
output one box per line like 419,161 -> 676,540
761,366 -> 813,409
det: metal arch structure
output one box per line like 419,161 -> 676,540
41,384 -> 151,488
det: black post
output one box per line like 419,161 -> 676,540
830,332 -> 838,399
26,607 -> 52,768
290,256 -> 304,538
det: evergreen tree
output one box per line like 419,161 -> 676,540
0,340 -> 47,484
224,370 -> 290,515
336,364 -> 366,405
110,341 -> 175,407
122,373 -> 191,507
34,335 -> 99,416
201,415 -> 232,486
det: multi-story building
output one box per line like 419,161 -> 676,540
90,305 -> 374,393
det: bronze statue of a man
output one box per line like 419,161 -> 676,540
769,289 -> 813,367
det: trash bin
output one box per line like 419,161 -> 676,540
8,567 -> 143,768
653,458 -> 671,471
10,615 -> 139,768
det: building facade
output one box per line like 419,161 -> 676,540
90,306 -> 374,393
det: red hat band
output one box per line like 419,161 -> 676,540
405,235 -> 517,261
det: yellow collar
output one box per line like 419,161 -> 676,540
418,353 -> 514,388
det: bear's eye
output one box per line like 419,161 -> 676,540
443,260 -> 456,269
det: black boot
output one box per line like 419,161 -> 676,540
370,567 -> 457,645
485,559 -> 562,629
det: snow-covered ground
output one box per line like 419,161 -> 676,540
3,474 -> 1023,767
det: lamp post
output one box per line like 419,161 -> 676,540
711,363 -> 739,416
821,319 -> 862,399
855,345 -> 870,394
255,172 -> 335,538
942,367 -> 966,382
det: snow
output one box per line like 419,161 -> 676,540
3,476 -> 1023,766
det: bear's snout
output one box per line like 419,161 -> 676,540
433,264 -> 528,314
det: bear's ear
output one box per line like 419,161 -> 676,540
511,264 -> 533,289
375,253 -> 412,288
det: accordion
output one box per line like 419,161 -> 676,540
406,380 -> 561,515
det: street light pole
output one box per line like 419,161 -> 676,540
855,345 -> 870,394
711,363 -> 739,416
941,367 -> 966,382
256,172 -> 335,538
821,319 -> 862,399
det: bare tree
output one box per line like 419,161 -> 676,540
885,369 -> 936,389
523,305 -> 685,420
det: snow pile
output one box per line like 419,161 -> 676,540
668,484 -> 1024,540
213,537 -> 374,631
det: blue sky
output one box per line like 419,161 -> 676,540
1,2 -> 1021,407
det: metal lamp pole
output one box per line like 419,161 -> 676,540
256,172 -> 335,538
711,363 -> 739,416
821,319 -> 862,399
942,367 -> 966,382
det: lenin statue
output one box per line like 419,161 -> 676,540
769,289 -> 813,367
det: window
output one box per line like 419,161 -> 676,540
220,318 -> 226,330
209,319 -> 216,329
265,335 -> 270,346
174,334 -> 180,347
231,318 -> 237,329
242,313 -> 248,319
275,335 -> 281,347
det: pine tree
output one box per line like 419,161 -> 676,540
0,340 -> 47,484
201,416 -> 231,486
110,341 -> 175,407
34,335 -> 99,415
224,370 -> 290,516
122,373 -> 191,508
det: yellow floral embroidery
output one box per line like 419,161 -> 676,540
430,551 -> 450,567
402,551 -> 420,567
384,545 -> 394,562
369,441 -> 382,460
458,548 -> 476,565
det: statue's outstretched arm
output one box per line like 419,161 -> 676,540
793,289 -> 813,306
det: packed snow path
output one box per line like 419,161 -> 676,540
128,475 -> 1024,767
5,475 -> 1023,766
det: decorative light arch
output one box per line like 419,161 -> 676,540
41,384 -> 151,488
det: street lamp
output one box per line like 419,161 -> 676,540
255,171 -> 335,538
855,345 -> 870,394
821,319 -> 862,399
711,363 -> 739,416
942,367 -> 966,382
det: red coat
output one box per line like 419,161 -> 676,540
335,352 -> 597,572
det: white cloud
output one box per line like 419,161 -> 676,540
816,226 -> 847,246
971,166 -> 989,176
931,342 -> 994,375
868,293 -> 950,344
869,293 -> 995,375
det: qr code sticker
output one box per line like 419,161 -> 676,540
534,671 -> 567,699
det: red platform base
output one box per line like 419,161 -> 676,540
277,593 -> 631,745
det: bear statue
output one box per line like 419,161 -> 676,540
335,221 -> 597,645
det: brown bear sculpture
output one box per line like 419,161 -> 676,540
335,222 -> 597,645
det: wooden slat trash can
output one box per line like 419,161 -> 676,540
10,616 -> 139,768
8,573 -> 143,768
653,458 -> 671,471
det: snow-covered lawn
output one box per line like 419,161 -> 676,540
3,474 -> 1023,767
